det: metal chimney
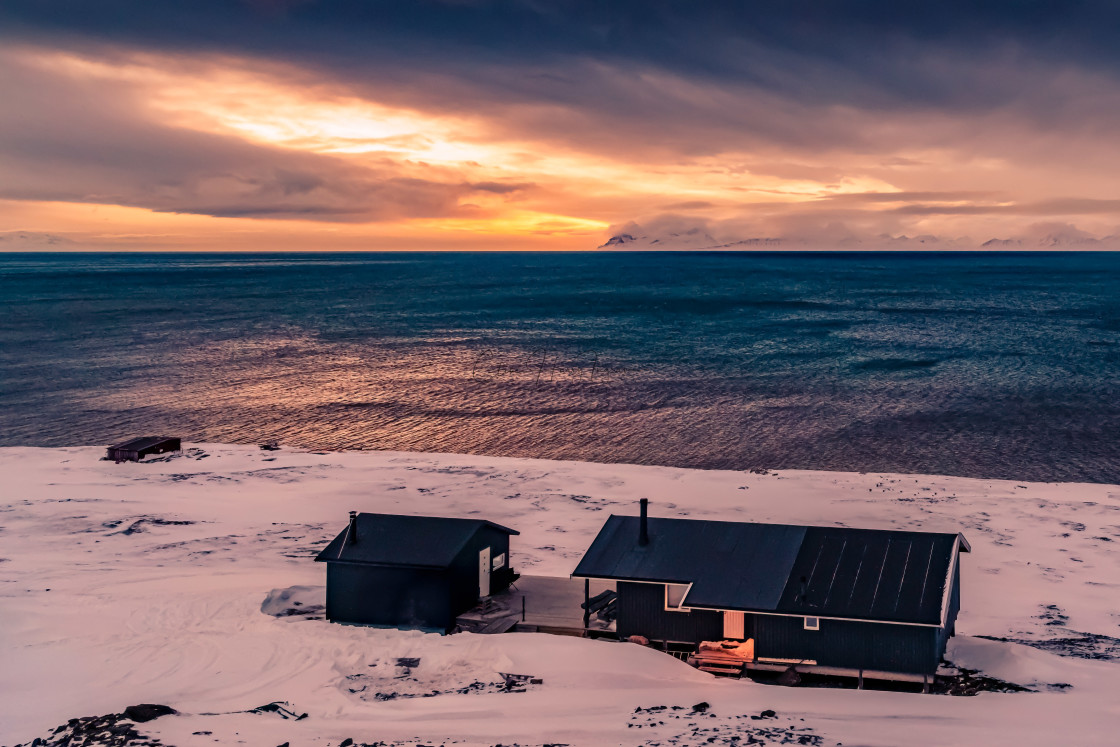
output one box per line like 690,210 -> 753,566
639,498 -> 649,546
348,510 -> 358,544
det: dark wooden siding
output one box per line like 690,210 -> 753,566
447,526 -> 513,614
754,614 -> 941,674
107,437 -> 181,462
325,563 -> 452,631
936,560 -> 962,660
616,581 -> 724,643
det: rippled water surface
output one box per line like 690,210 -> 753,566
3,251 -> 1120,482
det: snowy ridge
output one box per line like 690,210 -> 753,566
598,227 -> 1120,251
2,445 -> 1120,746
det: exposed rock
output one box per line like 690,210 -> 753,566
115,517 -> 196,536
260,585 -> 327,619
123,704 -> 177,723
16,712 -> 165,746
933,667 -> 1031,696
976,630 -> 1120,661
777,666 -> 802,687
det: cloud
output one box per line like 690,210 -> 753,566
819,191 -> 998,204
892,198 -> 1120,216
4,4 -> 1120,245
467,181 -> 535,194
8,2 -> 1120,163
660,200 -> 716,211
0,50 -> 472,222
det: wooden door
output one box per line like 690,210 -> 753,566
723,610 -> 745,640
479,546 -> 491,597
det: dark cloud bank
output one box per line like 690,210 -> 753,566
3,1 -> 1120,240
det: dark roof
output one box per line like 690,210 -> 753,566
572,515 -> 968,626
110,436 -> 178,451
315,513 -> 518,569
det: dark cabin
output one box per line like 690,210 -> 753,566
106,436 -> 181,462
315,512 -> 519,632
572,500 -> 970,684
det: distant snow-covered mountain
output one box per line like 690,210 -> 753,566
0,231 -> 74,248
981,233 -> 1120,249
599,227 -> 723,250
597,228 -> 978,250
599,226 -> 1120,251
598,229 -> 790,250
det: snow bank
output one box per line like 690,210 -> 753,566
2,445 -> 1119,746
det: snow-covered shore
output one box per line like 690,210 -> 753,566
2,445 -> 1119,746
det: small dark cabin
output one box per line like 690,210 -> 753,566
315,512 -> 519,632
106,436 -> 181,462
572,500 -> 969,683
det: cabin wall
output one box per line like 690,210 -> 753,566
753,614 -> 941,675
138,438 -> 181,457
936,559 -> 962,660
447,526 -> 513,614
616,581 -> 724,643
325,563 -> 452,631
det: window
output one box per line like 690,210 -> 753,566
804,616 -> 820,631
492,553 -> 506,570
664,584 -> 690,612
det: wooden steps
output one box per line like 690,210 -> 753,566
477,614 -> 520,634
697,662 -> 745,677
688,652 -> 748,678
687,641 -> 755,678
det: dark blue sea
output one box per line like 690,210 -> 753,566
3,251 -> 1119,482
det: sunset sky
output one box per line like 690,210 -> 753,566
3,1 -> 1120,250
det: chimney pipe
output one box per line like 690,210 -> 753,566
348,510 -> 358,544
639,498 -> 649,546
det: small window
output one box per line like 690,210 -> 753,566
664,584 -> 690,612
804,616 -> 820,631
492,553 -> 506,570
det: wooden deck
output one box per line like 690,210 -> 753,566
687,641 -> 930,686
455,575 -> 616,636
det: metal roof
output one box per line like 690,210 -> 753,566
315,513 -> 518,569
110,436 -> 177,451
572,515 -> 966,626
774,526 -> 959,625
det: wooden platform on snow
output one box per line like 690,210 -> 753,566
686,643 -> 931,686
455,575 -> 616,635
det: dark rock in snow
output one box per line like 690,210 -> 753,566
20,711 -> 166,746
777,666 -> 802,687
933,667 -> 1032,695
116,517 -> 195,536
123,704 -> 177,723
248,701 -> 307,719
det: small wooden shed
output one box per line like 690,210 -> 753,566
315,512 -> 519,632
572,500 -> 969,685
106,436 -> 181,462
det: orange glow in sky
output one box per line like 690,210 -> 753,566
3,43 -> 1120,251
